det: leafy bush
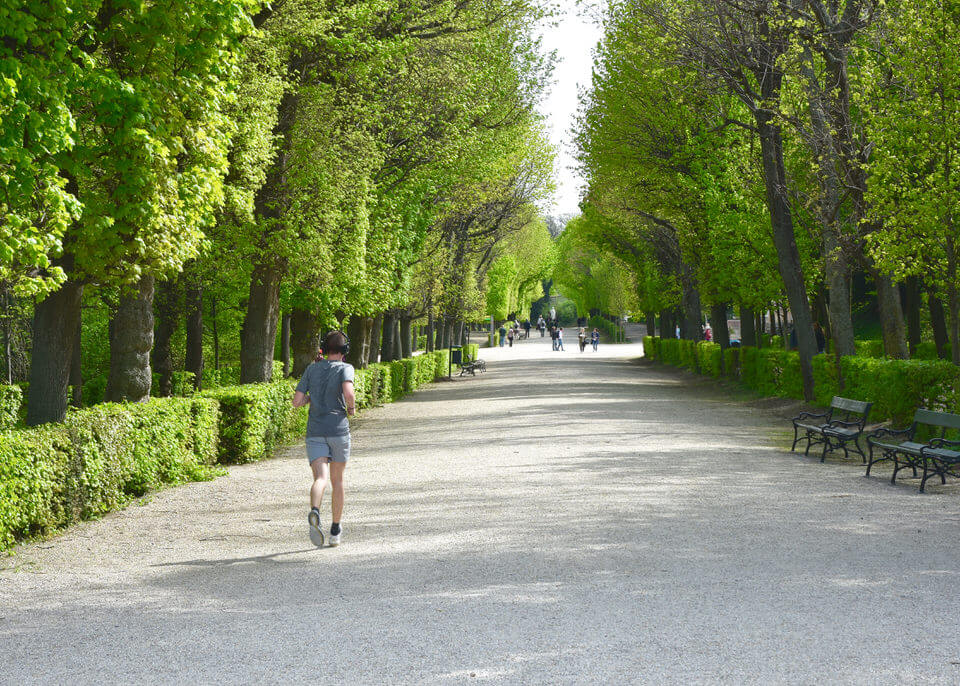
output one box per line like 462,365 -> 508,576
914,342 -> 939,360
854,339 -> 884,358
0,397 -> 219,550
696,342 -> 722,377
202,380 -> 304,464
589,316 -> 619,342
723,348 -> 739,378
0,385 -> 22,429
840,357 -> 960,425
811,354 -> 840,407
416,335 -> 427,350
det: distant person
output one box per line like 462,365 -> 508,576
675,324 -> 680,339
703,323 -> 713,342
550,306 -> 556,322
814,322 -> 826,354
498,324 -> 506,347
550,326 -> 558,351
507,328 -> 515,347
292,331 -> 355,548
537,315 -> 545,336
523,320 -> 531,338
578,327 -> 587,352
591,328 -> 600,351
557,327 -> 565,351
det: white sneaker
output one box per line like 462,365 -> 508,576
329,527 -> 342,547
308,510 -> 324,547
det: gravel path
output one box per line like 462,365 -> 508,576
3,330 -> 960,685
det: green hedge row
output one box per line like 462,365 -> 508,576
0,347 -> 476,550
644,336 -> 960,425
0,397 -> 220,549
589,316 -> 619,342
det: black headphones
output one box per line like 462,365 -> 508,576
325,331 -> 350,356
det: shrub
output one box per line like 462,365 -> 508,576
854,339 -> 884,358
643,336 -> 655,360
463,343 -> 479,363
389,360 -> 407,400
811,354 -> 840,406
589,316 -> 619,342
202,380 -> 303,464
696,342 -> 722,377
840,357 -> 960,425
914,342 -> 939,360
81,375 -> 107,406
723,348 -> 739,378
0,385 -> 22,429
0,397 -> 219,550
416,335 -> 427,351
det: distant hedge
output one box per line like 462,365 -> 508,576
643,335 -> 960,425
0,347 -> 479,550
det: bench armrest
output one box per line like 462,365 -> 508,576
867,427 -> 911,440
793,411 -> 828,422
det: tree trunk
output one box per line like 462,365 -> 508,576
928,288 -> 950,360
381,312 -> 396,362
711,302 -> 730,374
645,311 -> 656,338
399,316 -> 413,359
740,305 -> 757,347
184,284 -> 203,389
281,312 -> 291,377
874,272 -> 908,359
291,307 -> 321,378
211,294 -> 220,371
903,277 -> 921,358
392,318 -> 402,360
152,278 -> 178,397
240,262 -> 282,383
679,261 -> 702,340
660,310 -> 673,339
345,316 -> 372,369
69,316 -> 83,407
368,313 -> 383,364
757,113 -> 816,401
27,278 -> 84,425
105,274 -> 155,403
427,312 -> 436,351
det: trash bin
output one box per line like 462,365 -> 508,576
450,347 -> 463,365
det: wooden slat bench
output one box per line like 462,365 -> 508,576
866,409 -> 960,492
791,396 -> 873,463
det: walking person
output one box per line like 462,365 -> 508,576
578,327 -> 587,352
523,320 -> 531,339
550,326 -> 558,351
557,327 -> 565,351
498,324 -> 507,347
537,315 -> 545,336
507,327 -> 515,347
591,328 -> 600,351
292,331 -> 356,548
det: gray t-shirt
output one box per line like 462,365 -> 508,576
295,360 -> 355,437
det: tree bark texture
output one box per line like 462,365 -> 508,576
757,115 -> 816,401
184,284 -> 203,388
281,312 -> 291,377
740,305 -> 757,347
381,312 -> 396,362
392,319 -> 402,360
368,314 -> 383,365
874,272 -> 908,359
645,311 -> 656,338
105,274 -> 155,404
27,279 -> 84,425
679,261 -> 702,340
903,277 -> 921,358
928,289 -> 950,360
399,317 -> 413,359
69,315 -> 83,407
152,278 -> 178,397
240,263 -> 282,383
291,307 -> 321,378
345,316 -> 372,369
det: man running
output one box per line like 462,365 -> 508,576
292,331 -> 356,548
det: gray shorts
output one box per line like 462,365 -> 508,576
305,435 -> 351,464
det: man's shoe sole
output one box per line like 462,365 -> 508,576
308,511 -> 324,547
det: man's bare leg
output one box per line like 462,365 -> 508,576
329,461 -> 346,524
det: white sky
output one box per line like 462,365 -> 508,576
537,1 -> 604,216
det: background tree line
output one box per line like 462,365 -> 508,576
1,0 -> 557,425
561,0 -> 960,401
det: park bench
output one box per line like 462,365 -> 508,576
865,409 -> 960,492
791,397 -> 873,462
459,359 -> 486,376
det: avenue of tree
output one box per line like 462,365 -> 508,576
2,0 -> 558,424
559,0 -> 960,401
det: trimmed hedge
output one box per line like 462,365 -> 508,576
202,380 -> 304,465
0,397 -> 220,549
589,316 -> 619,342
0,385 -> 22,429
645,335 -> 960,425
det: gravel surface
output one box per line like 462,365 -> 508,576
3,329 -> 960,685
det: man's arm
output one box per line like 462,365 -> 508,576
292,391 -> 311,408
342,381 -> 356,416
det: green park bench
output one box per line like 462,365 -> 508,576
866,409 -> 960,492
791,396 -> 873,463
